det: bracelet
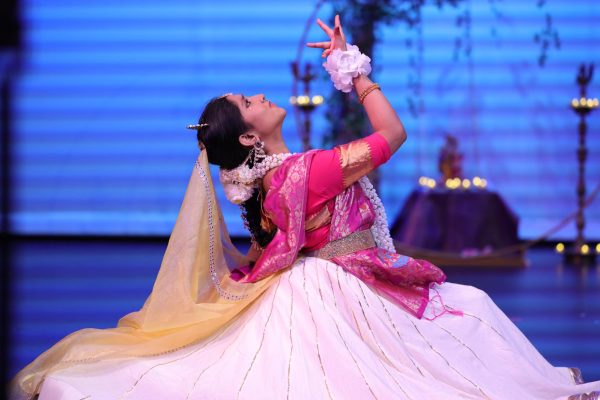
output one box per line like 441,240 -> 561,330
323,44 -> 372,93
358,83 -> 381,104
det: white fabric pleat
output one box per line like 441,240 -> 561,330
38,257 -> 600,400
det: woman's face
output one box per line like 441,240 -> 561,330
226,94 -> 286,140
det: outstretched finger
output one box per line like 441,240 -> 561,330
306,41 -> 331,49
316,18 -> 334,38
334,14 -> 346,41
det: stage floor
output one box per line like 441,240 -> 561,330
6,237 -> 600,382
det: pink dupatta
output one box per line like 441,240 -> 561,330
242,151 -> 448,319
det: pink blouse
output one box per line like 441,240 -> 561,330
304,132 -> 391,251
230,132 -> 392,282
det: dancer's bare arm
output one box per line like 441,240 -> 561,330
307,15 -> 407,154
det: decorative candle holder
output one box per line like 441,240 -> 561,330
563,63 -> 597,266
290,62 -> 323,151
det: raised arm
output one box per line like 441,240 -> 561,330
307,15 -> 407,154
352,74 -> 406,153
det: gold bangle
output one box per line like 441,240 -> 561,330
358,83 -> 381,104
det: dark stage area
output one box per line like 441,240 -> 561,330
6,236 -> 600,383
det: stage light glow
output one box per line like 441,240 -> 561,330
586,99 -> 594,107
297,95 -> 310,105
312,95 -> 324,105
581,244 -> 590,254
427,179 -> 436,188
444,178 -> 462,190
596,243 -> 600,253
581,97 -> 586,104
481,179 -> 488,188
571,99 -> 579,107
473,176 -> 482,187
594,98 -> 599,107
446,179 -> 456,189
289,96 -> 297,105
419,176 -> 427,186
462,179 -> 471,188
555,243 -> 565,253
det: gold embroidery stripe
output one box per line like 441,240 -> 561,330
286,268 -> 295,400
445,305 -> 507,342
337,140 -> 374,188
305,206 -> 332,232
338,268 -> 414,399
237,277 -> 283,400
346,274 -> 411,399
431,321 -> 484,364
302,261 -> 333,400
185,334 -> 229,400
372,289 -> 425,377
328,267 -> 364,340
185,303 -> 265,400
354,279 -> 395,365
315,265 -> 377,400
405,314 -> 491,399
119,326 -> 228,399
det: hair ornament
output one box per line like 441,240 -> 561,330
187,123 -> 209,130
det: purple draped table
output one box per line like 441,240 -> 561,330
390,188 -> 524,267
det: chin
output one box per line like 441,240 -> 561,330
275,108 -> 287,122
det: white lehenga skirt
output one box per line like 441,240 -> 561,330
38,257 -> 599,400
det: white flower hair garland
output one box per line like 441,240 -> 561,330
219,143 -> 295,204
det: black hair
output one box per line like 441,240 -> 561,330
197,96 -> 276,248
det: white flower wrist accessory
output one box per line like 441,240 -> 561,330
323,44 -> 372,93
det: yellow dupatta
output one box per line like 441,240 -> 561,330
10,150 -> 279,400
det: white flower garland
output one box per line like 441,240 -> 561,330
323,44 -> 372,93
358,176 -> 396,253
219,152 -> 295,204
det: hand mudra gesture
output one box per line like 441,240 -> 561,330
306,14 -> 347,58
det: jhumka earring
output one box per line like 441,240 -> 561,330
252,140 -> 267,165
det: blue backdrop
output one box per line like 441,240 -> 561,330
10,0 -> 600,239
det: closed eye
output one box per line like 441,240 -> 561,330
242,95 -> 251,108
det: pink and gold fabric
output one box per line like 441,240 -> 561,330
241,151 -> 318,282
243,134 -> 446,318
304,132 -> 391,251
328,182 -> 446,318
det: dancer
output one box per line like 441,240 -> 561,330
10,15 -> 600,400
